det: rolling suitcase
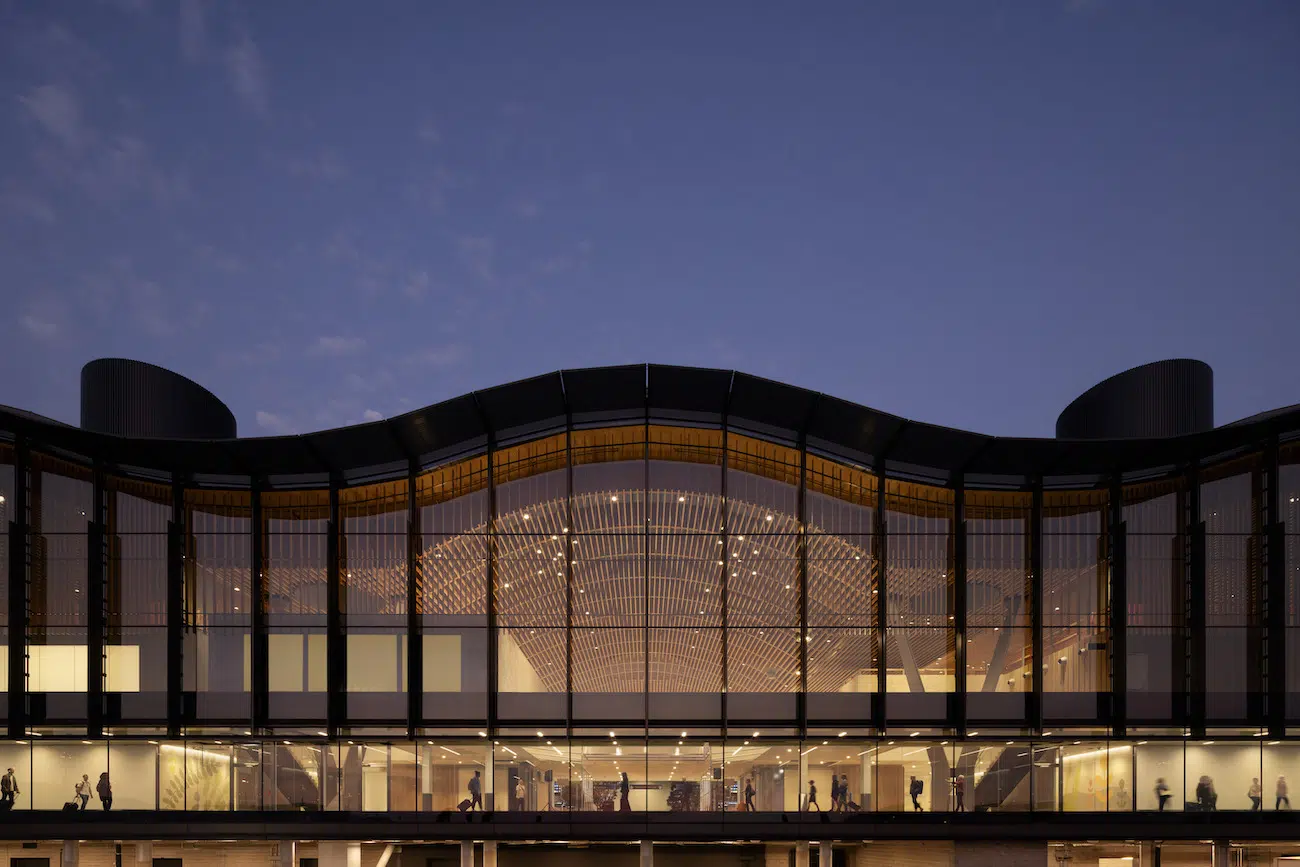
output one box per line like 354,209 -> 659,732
457,798 -> 472,812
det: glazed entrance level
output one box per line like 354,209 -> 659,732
0,736 -> 1294,814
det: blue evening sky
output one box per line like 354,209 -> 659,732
1,0 -> 1297,438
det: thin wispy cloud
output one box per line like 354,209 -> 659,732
456,235 -> 495,285
225,32 -> 269,115
0,190 -> 57,224
310,335 -> 367,356
178,0 -> 206,62
287,149 -> 347,182
406,344 -> 467,368
255,410 -> 295,435
20,84 -> 83,148
22,312 -> 62,340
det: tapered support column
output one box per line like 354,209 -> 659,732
639,840 -> 652,867
484,841 -> 498,867
459,841 -> 474,867
795,841 -> 810,867
820,841 -> 834,867
61,841 -> 79,867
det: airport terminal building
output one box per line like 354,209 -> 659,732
1,358 -> 1299,867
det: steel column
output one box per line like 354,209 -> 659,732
251,481 -> 268,732
797,432 -> 809,736
167,478 -> 185,736
6,437 -> 28,738
1030,482 -> 1044,733
1188,466 -> 1206,736
485,430 -> 498,736
327,479 -> 344,737
1265,436 -> 1285,736
406,459 -> 421,738
1108,476 -> 1126,736
874,470 -> 887,729
86,463 -> 106,736
953,478 -> 967,734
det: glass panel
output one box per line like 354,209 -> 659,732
30,740 -> 108,810
108,741 -> 157,809
1123,480 -> 1182,719
107,476 -> 171,720
1134,740 -> 1183,811
571,427 -> 645,533
29,455 -> 92,714
726,434 -> 798,534
342,480 -> 408,720
966,492 -> 1031,703
1061,741 -> 1109,811
874,741 -> 952,811
418,742 -> 488,811
495,739 -> 567,811
1185,741 -> 1260,811
885,481 -> 953,705
263,490 -> 329,721
1263,740 -> 1298,811
724,739 -> 799,811
185,489 -> 252,720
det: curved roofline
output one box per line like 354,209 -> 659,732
2,363 -> 1297,483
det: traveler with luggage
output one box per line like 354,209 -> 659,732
0,768 -> 18,809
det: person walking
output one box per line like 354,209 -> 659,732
1155,777 -> 1171,811
1249,778 -> 1262,811
829,774 -> 841,812
619,772 -> 631,812
1277,776 -> 1291,810
0,768 -> 18,809
744,777 -> 756,812
75,774 -> 91,810
955,774 -> 966,812
805,779 -> 820,812
839,774 -> 851,812
467,770 -> 483,811
96,773 -> 112,811
515,777 -> 526,811
909,775 -> 924,811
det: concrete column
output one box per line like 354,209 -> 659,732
765,844 -> 794,867
639,840 -> 653,867
1212,842 -> 1230,867
483,841 -> 498,867
484,749 -> 495,810
134,843 -> 152,865
820,842 -> 834,867
795,841 -> 810,867
1138,843 -> 1155,867
61,841 -> 79,867
459,841 -> 474,867
280,841 -> 298,867
954,842 -> 1047,867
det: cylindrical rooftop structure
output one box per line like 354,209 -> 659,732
1056,358 -> 1213,440
80,358 -> 237,439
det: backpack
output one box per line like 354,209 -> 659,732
913,779 -> 924,795
1,775 -> 11,794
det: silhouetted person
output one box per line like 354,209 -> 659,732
1155,777 -> 1170,811
1195,775 -> 1217,811
830,774 -> 841,811
75,774 -> 90,810
1249,777 -> 1262,811
1278,776 -> 1291,810
909,775 -> 923,811
515,777 -> 526,811
468,770 -> 483,811
839,774 -> 851,812
955,774 -> 966,812
806,779 -> 820,811
619,772 -> 631,812
96,773 -> 112,811
744,777 -> 756,812
0,768 -> 18,808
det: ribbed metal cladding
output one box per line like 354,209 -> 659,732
1055,358 -> 1213,439
80,357 -> 237,439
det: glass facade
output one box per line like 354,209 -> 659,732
1,414 -> 1299,822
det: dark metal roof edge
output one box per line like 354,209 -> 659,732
3,365 -> 1299,480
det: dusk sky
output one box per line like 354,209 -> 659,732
1,0 -> 1297,439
